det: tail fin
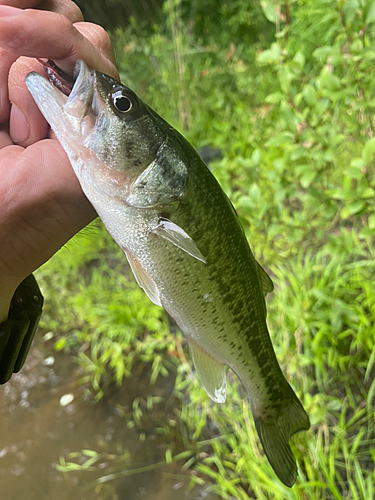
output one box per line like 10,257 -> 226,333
253,393 -> 310,487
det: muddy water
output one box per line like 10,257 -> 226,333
0,332 -> 218,500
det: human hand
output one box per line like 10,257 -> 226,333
0,0 -> 119,321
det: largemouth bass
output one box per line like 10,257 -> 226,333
26,60 -> 310,486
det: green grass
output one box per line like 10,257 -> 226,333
36,0 -> 375,498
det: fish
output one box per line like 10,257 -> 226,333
25,60 -> 310,486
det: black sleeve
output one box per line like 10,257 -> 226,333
0,274 -> 43,384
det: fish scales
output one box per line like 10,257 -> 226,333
108,142 -> 275,395
26,60 -> 310,487
147,144 -> 284,398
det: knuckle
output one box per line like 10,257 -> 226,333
78,22 -> 112,52
66,2 -> 84,23
37,0 -> 84,23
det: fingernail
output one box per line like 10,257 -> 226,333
0,6 -> 23,18
10,105 -> 30,144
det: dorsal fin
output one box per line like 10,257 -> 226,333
256,262 -> 274,296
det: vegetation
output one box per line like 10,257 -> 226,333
37,0 -> 375,498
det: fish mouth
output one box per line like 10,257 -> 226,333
26,59 -> 130,197
26,59 -> 103,145
37,59 -> 75,97
37,59 -> 95,114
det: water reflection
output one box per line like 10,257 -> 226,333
0,332 -> 218,499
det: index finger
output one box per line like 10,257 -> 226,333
0,0 -> 83,20
0,1 -> 40,7
0,1 -> 84,123
0,7 -> 117,77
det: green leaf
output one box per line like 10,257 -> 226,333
315,98 -> 330,114
294,92 -> 303,106
360,226 -> 375,237
303,84 -> 317,106
319,68 -> 341,91
291,148 -> 308,161
350,39 -> 364,54
248,183 -> 261,202
278,65 -> 292,93
341,206 -> 351,219
361,137 -> 375,164
332,188 -> 354,200
344,158 -> 364,179
265,92 -> 284,104
260,0 -> 278,23
368,213 -> 375,229
265,131 -> 294,147
313,46 -> 334,61
251,149 -> 261,165
280,100 -> 298,131
293,51 -> 305,69
344,166 -> 363,179
82,449 -> 99,457
366,1 -> 375,23
54,337 -> 67,351
348,201 -> 366,215
300,169 -> 316,188
358,187 -> 374,199
343,0 -> 359,25
257,43 -> 282,65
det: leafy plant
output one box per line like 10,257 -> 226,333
37,0 -> 375,498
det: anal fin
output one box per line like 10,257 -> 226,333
189,340 -> 226,403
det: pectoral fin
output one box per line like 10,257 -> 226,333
124,250 -> 162,307
151,218 -> 206,264
189,341 -> 226,403
256,262 -> 274,295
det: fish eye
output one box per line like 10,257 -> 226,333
112,90 -> 133,113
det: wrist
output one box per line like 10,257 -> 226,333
0,280 -> 20,323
